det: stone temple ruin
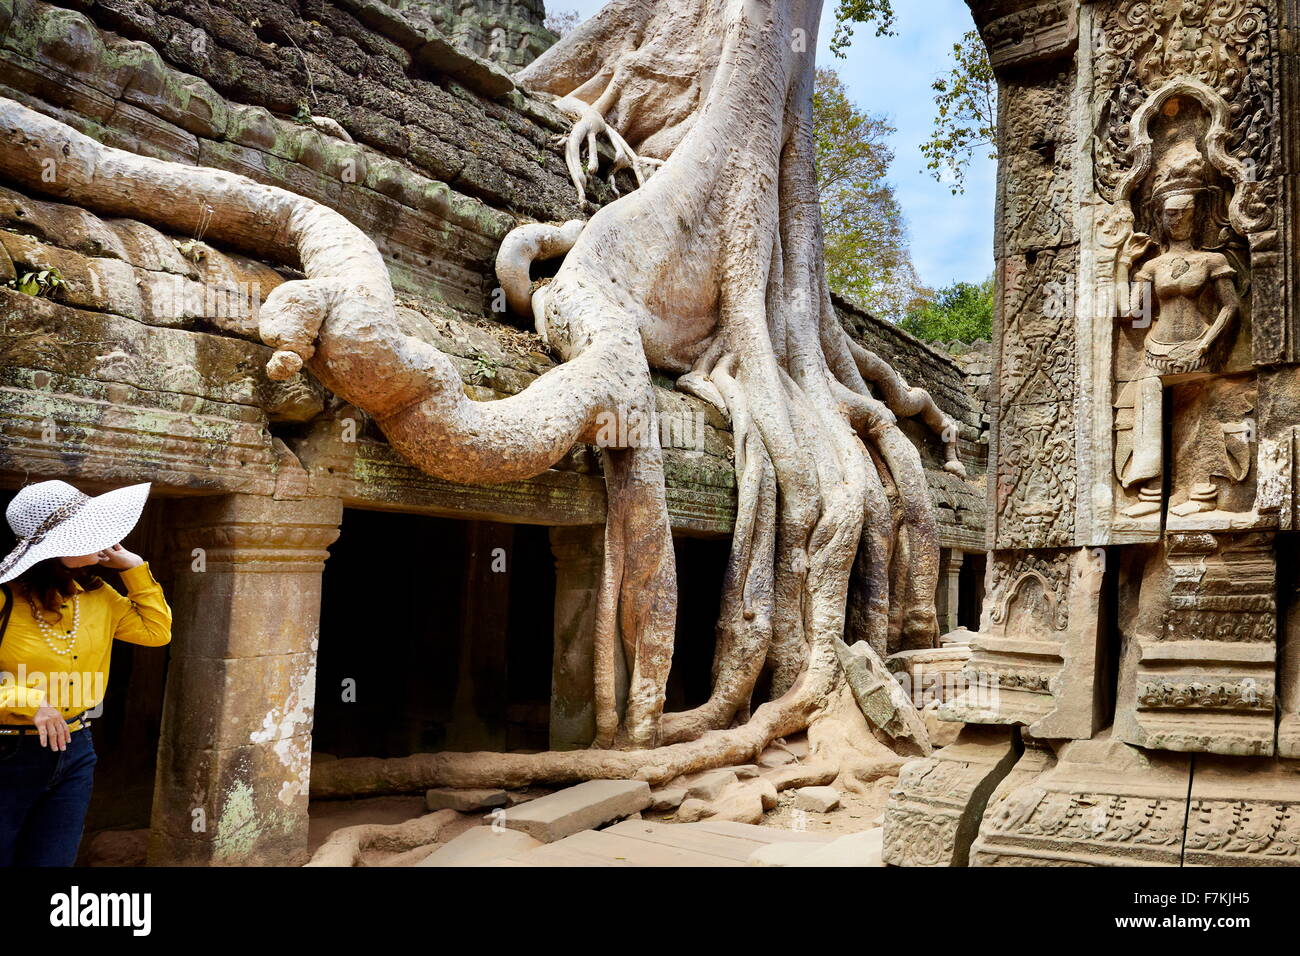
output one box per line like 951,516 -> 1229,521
0,0 -> 1294,870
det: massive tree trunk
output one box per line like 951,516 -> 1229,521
0,0 -> 963,792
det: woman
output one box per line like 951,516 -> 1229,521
1116,186 -> 1240,518
0,480 -> 171,866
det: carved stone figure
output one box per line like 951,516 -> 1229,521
1115,167 -> 1242,517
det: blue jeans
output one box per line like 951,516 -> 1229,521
0,726 -> 96,866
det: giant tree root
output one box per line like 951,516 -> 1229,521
311,686 -> 820,796
306,808 -> 460,867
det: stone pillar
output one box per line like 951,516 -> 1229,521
147,494 -> 341,866
549,526 -> 624,750
936,549 -> 964,636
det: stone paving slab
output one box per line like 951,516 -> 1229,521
491,819 -> 842,867
494,779 -> 653,842
603,820 -> 766,862
417,827 -> 540,867
688,820 -> 838,844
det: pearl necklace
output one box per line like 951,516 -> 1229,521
26,592 -> 78,657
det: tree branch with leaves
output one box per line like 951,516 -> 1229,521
922,29 -> 996,195
813,68 -> 924,318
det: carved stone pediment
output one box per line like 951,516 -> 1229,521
981,0 -> 1078,70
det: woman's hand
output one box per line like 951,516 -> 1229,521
1120,232 -> 1155,268
33,702 -> 70,751
96,544 -> 144,571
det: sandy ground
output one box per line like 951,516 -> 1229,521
758,776 -> 895,835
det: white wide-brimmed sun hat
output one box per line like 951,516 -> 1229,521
0,480 -> 151,584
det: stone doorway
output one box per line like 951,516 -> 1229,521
312,509 -> 557,762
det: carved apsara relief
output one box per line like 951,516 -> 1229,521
1086,0 -> 1276,534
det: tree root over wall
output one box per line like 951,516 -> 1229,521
0,0 -> 967,797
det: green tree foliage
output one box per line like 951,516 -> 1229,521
921,29 -> 997,195
898,275 -> 994,344
813,68 -> 924,319
830,0 -> 897,55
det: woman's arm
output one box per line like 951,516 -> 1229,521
1199,272 -> 1240,357
100,546 -> 173,647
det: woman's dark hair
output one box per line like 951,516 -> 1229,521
12,558 -> 103,619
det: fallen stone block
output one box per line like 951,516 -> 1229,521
803,829 -> 883,867
794,786 -> 841,813
674,798 -> 711,823
762,761 -> 839,792
753,778 -> 779,811
425,788 -> 509,813
418,827 -> 542,867
707,790 -> 765,825
835,638 -> 931,754
650,788 -> 687,811
492,779 -> 652,843
757,748 -> 798,769
685,770 -> 738,801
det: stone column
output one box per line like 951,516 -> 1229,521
549,526 -> 625,750
936,549 -> 964,636
147,494 -> 341,866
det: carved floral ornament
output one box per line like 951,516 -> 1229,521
1115,76 -> 1272,236
986,552 -> 1072,631
1137,678 -> 1272,710
1099,0 -> 1269,96
1094,0 -> 1275,207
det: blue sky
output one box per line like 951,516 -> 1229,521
550,0 -> 995,291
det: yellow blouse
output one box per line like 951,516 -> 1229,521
0,563 -> 172,723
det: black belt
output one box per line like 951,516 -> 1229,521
0,714 -> 88,736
